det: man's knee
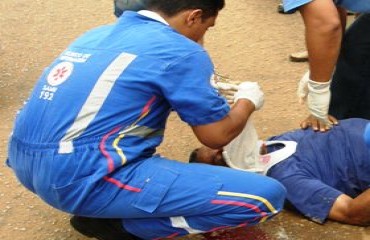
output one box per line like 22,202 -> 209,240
239,176 -> 286,217
263,177 -> 287,212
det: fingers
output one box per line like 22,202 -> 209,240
217,82 -> 239,91
300,115 -> 338,132
218,88 -> 237,105
328,115 -> 339,125
211,78 -> 239,105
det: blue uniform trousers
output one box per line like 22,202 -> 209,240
8,137 -> 285,240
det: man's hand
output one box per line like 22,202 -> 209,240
234,81 -> 264,110
211,80 -> 239,104
300,114 -> 338,132
297,71 -> 335,131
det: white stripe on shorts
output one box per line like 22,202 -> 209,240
170,216 -> 204,234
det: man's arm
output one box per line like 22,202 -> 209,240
300,0 -> 343,82
296,0 -> 346,131
192,99 -> 255,149
329,189 -> 370,226
192,82 -> 264,149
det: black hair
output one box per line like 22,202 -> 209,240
114,0 -> 147,18
188,148 -> 200,163
146,0 -> 225,19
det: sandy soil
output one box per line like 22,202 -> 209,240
0,0 -> 369,239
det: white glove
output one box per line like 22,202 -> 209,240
307,79 -> 332,124
211,76 -> 239,104
234,81 -> 264,110
297,71 -> 332,124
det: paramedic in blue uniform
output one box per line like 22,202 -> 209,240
6,0 -> 286,239
193,118 -> 370,226
281,0 -> 370,131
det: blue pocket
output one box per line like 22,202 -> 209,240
52,176 -> 114,215
133,168 -> 179,213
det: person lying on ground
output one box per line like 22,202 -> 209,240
190,118 -> 370,226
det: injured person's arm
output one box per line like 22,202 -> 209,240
329,189 -> 370,226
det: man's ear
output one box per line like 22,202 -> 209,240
185,9 -> 203,26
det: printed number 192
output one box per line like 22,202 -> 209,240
39,91 -> 54,101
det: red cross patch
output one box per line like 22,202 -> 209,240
47,61 -> 74,86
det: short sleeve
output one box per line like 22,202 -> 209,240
157,50 -> 230,126
282,0 -> 311,12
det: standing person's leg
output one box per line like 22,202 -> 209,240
80,156 -> 286,239
329,14 -> 370,120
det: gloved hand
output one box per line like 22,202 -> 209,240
297,71 -> 332,126
210,75 -> 239,104
234,81 -> 264,110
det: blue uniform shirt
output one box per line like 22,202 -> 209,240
10,11 -> 229,171
267,118 -> 370,223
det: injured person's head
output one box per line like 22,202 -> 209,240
189,119 -> 297,175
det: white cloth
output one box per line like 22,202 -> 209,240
223,119 -> 297,175
223,119 -> 262,172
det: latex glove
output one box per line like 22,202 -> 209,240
234,81 -> 264,110
307,79 -> 332,126
211,77 -> 239,104
298,71 -> 332,127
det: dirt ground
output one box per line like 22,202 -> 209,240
0,0 -> 369,239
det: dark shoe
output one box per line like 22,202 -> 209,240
189,148 -> 200,163
70,216 -> 142,240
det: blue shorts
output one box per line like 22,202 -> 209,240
282,0 -> 311,12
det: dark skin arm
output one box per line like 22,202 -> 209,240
298,0 -> 345,132
192,99 -> 255,149
300,0 -> 343,83
329,189 -> 370,226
